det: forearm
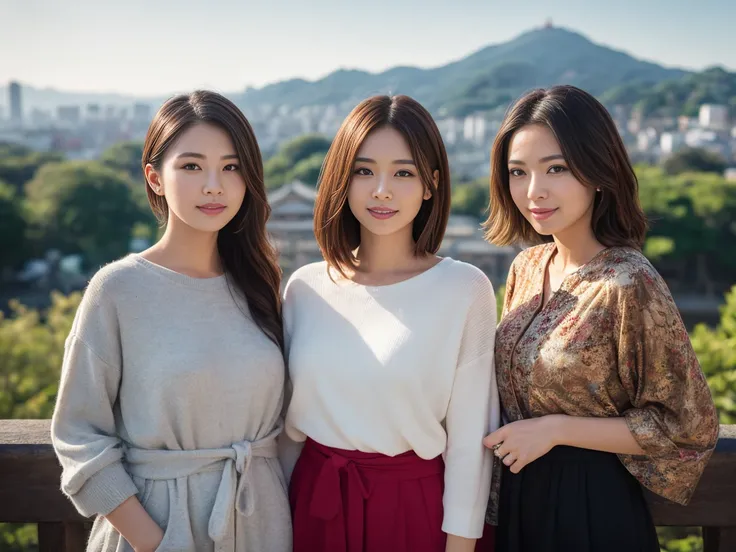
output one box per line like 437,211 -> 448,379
550,414 -> 645,455
105,496 -> 163,552
445,534 -> 476,552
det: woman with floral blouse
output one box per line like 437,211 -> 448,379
479,85 -> 720,552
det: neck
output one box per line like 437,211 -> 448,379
147,216 -> 222,278
551,219 -> 605,272
355,225 -> 417,273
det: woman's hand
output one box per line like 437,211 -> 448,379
482,416 -> 562,474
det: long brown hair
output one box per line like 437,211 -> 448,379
314,95 -> 451,276
483,85 -> 648,249
142,90 -> 283,349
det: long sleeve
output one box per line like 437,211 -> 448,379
613,267 -> 720,505
442,272 -> 498,538
277,277 -> 305,482
51,276 -> 138,517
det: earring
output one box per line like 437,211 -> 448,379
596,188 -> 601,192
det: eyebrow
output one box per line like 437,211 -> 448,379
508,154 -> 566,165
355,157 -> 416,166
176,152 -> 239,160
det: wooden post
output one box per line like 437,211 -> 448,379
38,521 -> 89,552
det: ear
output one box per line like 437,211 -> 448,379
424,169 -> 439,201
145,163 -> 164,196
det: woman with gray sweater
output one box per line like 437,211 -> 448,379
51,91 -> 291,552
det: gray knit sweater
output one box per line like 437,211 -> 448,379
51,254 -> 292,552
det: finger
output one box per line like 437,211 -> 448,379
510,456 -> 528,474
494,442 -> 511,459
483,428 -> 506,449
503,453 -> 516,467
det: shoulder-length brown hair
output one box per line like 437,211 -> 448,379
483,85 -> 647,249
314,95 -> 451,276
142,90 -> 283,349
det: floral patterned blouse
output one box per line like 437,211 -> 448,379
487,243 -> 719,524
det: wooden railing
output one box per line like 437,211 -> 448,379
0,420 -> 734,551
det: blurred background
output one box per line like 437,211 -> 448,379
1,1 -> 735,550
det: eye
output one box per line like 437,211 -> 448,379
509,168 -> 525,177
223,164 -> 240,172
395,169 -> 414,177
182,163 -> 200,171
354,167 -> 373,176
548,165 -> 568,174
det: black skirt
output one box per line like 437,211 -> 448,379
497,446 -> 659,552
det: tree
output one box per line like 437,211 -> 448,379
0,150 -> 64,195
663,147 -> 727,176
264,134 -> 331,189
287,152 -> 325,187
451,178 -> 490,218
99,141 -> 144,183
637,166 -> 736,294
691,285 -> 736,424
24,161 -> 148,266
0,181 -> 26,272
0,292 -> 80,551
0,292 -> 80,419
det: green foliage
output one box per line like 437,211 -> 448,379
264,134 -> 330,189
691,285 -> 736,424
0,522 -> 37,552
0,147 -> 64,196
637,167 -> 736,290
0,181 -> 27,271
604,67 -> 736,118
495,284 -> 505,321
451,178 -> 490,218
99,141 -> 144,183
0,292 -> 80,419
24,160 -> 149,267
663,148 -> 728,176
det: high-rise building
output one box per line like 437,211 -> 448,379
9,81 -> 22,127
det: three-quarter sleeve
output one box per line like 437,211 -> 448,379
613,267 -> 719,505
51,277 -> 138,517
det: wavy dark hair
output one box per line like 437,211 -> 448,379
142,90 -> 283,349
483,85 -> 648,249
314,95 -> 451,277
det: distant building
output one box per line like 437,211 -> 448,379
637,128 -> 658,152
57,105 -> 81,126
463,115 -> 487,145
699,104 -> 729,131
133,103 -> 151,122
660,132 -> 685,155
725,168 -> 736,182
267,180 -> 518,288
9,81 -> 22,127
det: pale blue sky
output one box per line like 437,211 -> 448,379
1,0 -> 734,96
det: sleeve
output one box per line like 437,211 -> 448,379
442,270 -> 498,538
50,276 -> 138,517
277,274 -> 305,482
614,266 -> 720,505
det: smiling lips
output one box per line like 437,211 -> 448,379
197,203 -> 226,215
368,207 -> 398,220
529,207 -> 557,221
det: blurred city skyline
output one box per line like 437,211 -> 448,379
2,0 -> 735,97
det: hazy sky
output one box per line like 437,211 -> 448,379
2,0 -> 734,96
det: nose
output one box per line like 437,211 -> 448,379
527,172 -> 547,201
372,174 -> 392,201
203,169 -> 224,196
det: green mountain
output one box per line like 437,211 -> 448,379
236,26 -> 689,116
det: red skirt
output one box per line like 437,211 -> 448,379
290,438 -> 447,552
